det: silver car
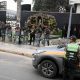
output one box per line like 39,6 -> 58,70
32,45 -> 66,78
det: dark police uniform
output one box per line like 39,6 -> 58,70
63,43 -> 80,80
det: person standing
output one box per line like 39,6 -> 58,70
1,22 -> 6,41
29,25 -> 36,45
63,36 -> 80,80
43,26 -> 50,46
6,23 -> 12,42
23,29 -> 29,44
35,25 -> 42,47
15,26 -> 20,44
0,21 -> 2,38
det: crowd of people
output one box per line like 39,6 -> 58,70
28,24 -> 51,46
0,22 -> 51,47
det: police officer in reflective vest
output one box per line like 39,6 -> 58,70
64,36 -> 80,80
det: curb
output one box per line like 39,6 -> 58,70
0,49 -> 33,58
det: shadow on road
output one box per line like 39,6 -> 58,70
32,68 -> 62,80
32,69 -> 80,80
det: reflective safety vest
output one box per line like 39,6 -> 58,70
67,43 -> 79,52
66,43 -> 79,60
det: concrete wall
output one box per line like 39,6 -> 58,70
21,11 -> 80,28
0,11 -> 6,23
76,4 -> 80,13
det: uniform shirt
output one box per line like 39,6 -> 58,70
66,42 -> 80,61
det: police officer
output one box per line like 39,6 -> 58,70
63,36 -> 80,80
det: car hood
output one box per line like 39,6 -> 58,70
37,45 -> 64,51
42,50 -> 66,58
35,45 -> 66,58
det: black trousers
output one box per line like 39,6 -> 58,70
63,58 -> 80,80
30,34 -> 35,45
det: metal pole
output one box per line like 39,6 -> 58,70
67,5 -> 73,39
17,0 -> 21,24
17,0 -> 22,44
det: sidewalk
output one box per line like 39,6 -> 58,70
0,38 -> 79,58
0,42 -> 37,57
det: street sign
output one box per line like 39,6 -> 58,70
69,0 -> 80,5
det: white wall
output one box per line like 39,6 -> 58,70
76,4 -> 80,13
69,0 -> 80,5
74,0 -> 80,4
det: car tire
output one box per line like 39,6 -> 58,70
38,60 -> 58,78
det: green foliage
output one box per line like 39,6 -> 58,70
32,0 -> 68,12
52,28 -> 62,35
48,17 -> 57,29
33,0 -> 42,11
30,17 -> 36,24
26,13 -> 57,31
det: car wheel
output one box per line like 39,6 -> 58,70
38,60 -> 58,78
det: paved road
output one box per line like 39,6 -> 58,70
0,52 -> 62,80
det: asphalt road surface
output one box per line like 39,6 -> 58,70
0,51 -> 62,80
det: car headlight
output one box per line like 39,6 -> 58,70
36,50 -> 46,53
32,53 -> 39,56
32,50 -> 46,57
